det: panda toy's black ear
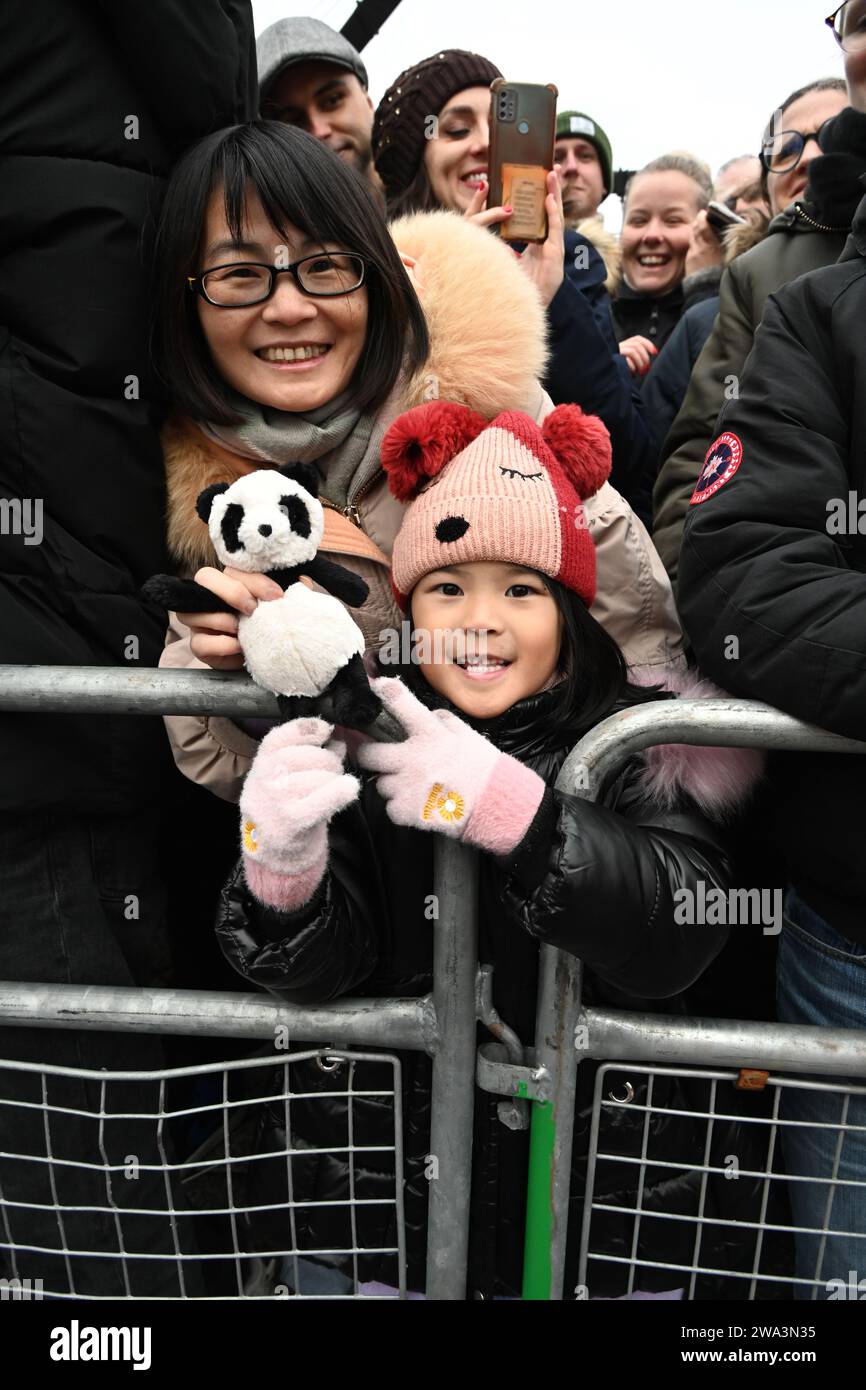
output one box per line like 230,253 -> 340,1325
195,482 -> 230,523
278,461 -> 320,498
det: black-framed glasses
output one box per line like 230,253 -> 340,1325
188,252 -> 367,307
760,118 -> 834,175
827,0 -> 866,53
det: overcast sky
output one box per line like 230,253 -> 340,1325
252,0 -> 848,224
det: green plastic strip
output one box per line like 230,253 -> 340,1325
522,1099 -> 556,1299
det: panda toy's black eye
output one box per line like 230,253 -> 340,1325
279,494 -> 312,538
221,503 -> 245,553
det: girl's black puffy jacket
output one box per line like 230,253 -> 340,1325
215,672 -> 765,1298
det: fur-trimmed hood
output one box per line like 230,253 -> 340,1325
576,215 -> 622,296
631,667 -> 765,819
723,210 -> 771,265
390,210 -> 549,415
162,211 -> 549,572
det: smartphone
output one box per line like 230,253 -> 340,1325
706,200 -> 748,234
487,80 -> 558,243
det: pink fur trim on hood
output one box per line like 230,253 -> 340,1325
630,667 -> 765,819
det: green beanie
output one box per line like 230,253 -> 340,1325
555,111 -> 613,196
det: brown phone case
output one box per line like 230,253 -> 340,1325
487,80 -> 558,243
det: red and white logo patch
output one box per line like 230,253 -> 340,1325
691,433 -> 743,505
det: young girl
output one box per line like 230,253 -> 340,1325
215,399 -> 762,1299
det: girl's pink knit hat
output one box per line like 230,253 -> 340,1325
381,401 -> 612,608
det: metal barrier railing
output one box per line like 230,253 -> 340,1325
2,669 -> 866,1299
523,698 -> 866,1300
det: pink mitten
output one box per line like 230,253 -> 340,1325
240,718 -> 360,911
356,678 -> 545,855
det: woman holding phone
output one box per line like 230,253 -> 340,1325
372,50 -> 660,512
151,119 -> 683,802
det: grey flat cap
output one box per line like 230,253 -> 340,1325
257,17 -> 368,99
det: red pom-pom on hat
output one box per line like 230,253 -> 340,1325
541,404 -> 611,500
381,401 -> 488,502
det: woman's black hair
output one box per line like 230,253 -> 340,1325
153,121 -> 429,425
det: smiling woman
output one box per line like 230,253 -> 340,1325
372,48 -> 503,217
612,153 -> 721,368
154,120 -> 425,425
191,197 -> 371,415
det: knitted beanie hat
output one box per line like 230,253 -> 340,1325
373,50 -> 503,200
555,111 -> 614,196
381,402 -> 612,608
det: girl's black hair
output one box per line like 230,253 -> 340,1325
153,121 -> 429,425
544,577 -> 666,731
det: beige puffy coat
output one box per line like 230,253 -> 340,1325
159,211 -> 684,802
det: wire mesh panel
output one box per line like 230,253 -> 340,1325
0,1048 -> 407,1300
577,1062 -> 866,1302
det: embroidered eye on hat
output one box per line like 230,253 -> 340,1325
381,401 -> 612,609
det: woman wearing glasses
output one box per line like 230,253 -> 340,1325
152,120 -> 683,802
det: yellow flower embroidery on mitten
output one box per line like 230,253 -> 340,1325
243,820 -> 259,854
435,790 -> 465,823
422,784 -> 466,824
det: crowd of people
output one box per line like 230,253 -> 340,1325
1,0 -> 866,1302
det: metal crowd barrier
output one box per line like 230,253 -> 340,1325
524,697 -> 866,1301
1,668 -> 866,1300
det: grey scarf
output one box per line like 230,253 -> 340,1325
198,389 -> 387,511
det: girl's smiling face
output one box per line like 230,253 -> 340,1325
423,86 -> 492,212
410,562 -> 563,719
196,187 -> 369,412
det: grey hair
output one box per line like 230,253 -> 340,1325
716,154 -> 757,179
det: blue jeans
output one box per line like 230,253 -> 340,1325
777,888 -> 866,1299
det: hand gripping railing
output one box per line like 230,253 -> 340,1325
520,697 -> 866,1300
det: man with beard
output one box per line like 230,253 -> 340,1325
257,16 -> 380,193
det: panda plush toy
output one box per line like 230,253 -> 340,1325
144,462 -> 382,728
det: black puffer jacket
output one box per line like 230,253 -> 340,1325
612,268 -> 723,355
680,189 -> 866,949
0,0 -> 256,812
653,106 -> 866,589
215,671 -> 769,1297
